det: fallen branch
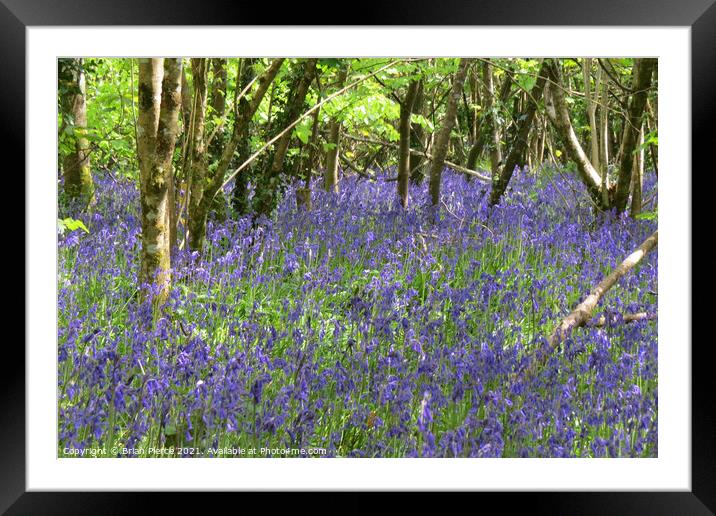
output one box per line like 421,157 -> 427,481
550,230 -> 658,344
518,230 -> 658,381
343,134 -> 492,182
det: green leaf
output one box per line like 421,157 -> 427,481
61,217 -> 89,233
516,75 -> 537,92
293,117 -> 313,145
411,114 -> 434,131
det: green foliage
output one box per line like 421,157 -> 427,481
635,210 -> 657,221
293,118 -> 313,145
58,217 -> 89,235
637,130 -> 658,151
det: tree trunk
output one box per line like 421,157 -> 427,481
542,59 -> 605,208
483,61 -> 502,180
59,58 -> 94,204
207,58 -> 227,165
175,63 -> 193,251
207,59 -> 230,223
187,58 -> 210,251
614,58 -> 657,213
297,105 -> 321,211
254,59 -> 317,217
398,79 -> 419,208
137,58 -> 182,304
645,99 -> 658,176
180,65 -> 193,141
630,124 -> 645,217
209,58 -> 227,119
429,58 -> 471,208
489,59 -> 550,206
598,75 -> 610,206
324,65 -> 348,193
409,80 -> 426,183
583,58 -> 601,173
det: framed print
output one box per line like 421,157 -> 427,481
8,0 -> 713,513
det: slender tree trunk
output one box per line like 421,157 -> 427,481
542,59 -> 605,208
537,119 -> 546,166
398,80 -> 419,208
297,106 -> 321,211
180,65 -> 193,140
137,58 -> 182,303
598,76 -> 610,207
209,59 -> 227,118
490,60 -> 550,206
469,70 -> 480,144
630,125 -> 645,217
614,58 -> 656,213
429,58 -> 471,208
324,65 -> 348,193
59,58 -> 94,204
583,58 -> 601,173
207,59 -> 229,222
187,58 -> 210,251
207,58 -> 227,162
645,99 -> 658,176
483,61 -> 502,180
410,80 -> 427,183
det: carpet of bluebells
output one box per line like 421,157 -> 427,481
58,167 -> 658,458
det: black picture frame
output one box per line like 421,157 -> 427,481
8,1 -> 712,513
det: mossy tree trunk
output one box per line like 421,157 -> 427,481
428,58 -> 471,208
137,58 -> 183,303
58,58 -> 94,205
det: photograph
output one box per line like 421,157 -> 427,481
56,56 -> 659,459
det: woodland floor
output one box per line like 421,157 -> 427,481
58,166 -> 658,458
